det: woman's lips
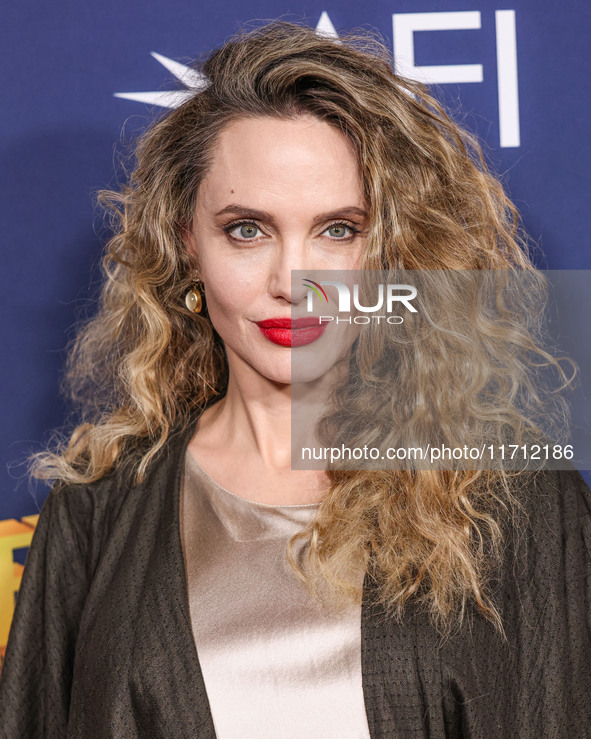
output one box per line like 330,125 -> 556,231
255,317 -> 327,347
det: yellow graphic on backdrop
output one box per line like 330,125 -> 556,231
0,515 -> 38,670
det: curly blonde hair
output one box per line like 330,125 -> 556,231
31,20 -> 571,639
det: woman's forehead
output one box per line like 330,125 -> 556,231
194,115 -> 365,215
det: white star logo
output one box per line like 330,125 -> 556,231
114,13 -> 340,109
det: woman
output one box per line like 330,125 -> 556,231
1,20 -> 590,738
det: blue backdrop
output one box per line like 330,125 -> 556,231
2,1 -> 590,518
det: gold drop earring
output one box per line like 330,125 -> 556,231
185,279 -> 204,313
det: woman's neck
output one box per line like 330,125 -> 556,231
186,355 -> 342,504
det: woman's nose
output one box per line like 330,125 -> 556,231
267,241 -> 311,305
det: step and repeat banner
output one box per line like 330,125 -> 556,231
1,0 -> 590,653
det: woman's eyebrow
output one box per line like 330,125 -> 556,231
214,204 -> 368,224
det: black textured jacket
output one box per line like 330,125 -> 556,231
1,412 -> 590,738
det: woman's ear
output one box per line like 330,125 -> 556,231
179,220 -> 196,253
179,220 -> 202,277
179,223 -> 201,272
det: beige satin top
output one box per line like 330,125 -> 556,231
180,450 -> 371,738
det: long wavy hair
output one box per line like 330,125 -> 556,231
31,20 -> 572,639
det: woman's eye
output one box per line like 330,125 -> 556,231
322,223 -> 357,239
226,222 -> 263,240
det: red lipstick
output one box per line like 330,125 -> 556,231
255,317 -> 327,347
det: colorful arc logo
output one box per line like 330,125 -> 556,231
302,278 -> 329,303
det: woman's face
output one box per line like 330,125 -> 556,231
184,114 -> 368,386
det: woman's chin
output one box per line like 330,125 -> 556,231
257,362 -> 328,387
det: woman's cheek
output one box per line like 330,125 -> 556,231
203,288 -> 251,342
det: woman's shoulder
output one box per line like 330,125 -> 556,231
490,466 -> 591,596
492,465 -> 591,644
44,419 -> 195,545
435,466 -> 591,735
61,418 -> 195,495
512,466 -> 591,549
